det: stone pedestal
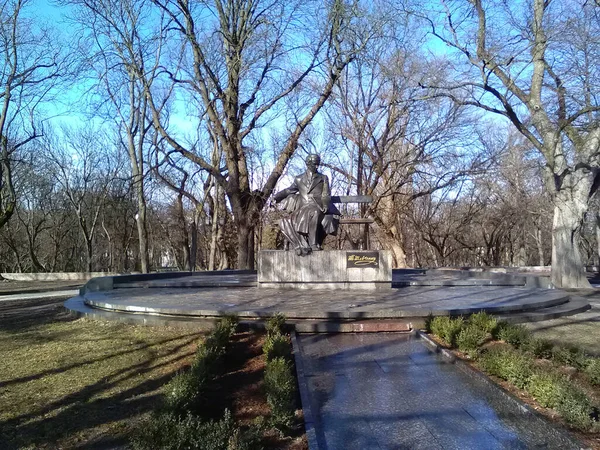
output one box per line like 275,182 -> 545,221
258,250 -> 392,289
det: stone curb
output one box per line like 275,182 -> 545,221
416,331 -> 586,449
290,331 -> 321,450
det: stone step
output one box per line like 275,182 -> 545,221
497,296 -> 591,323
393,279 -> 525,287
115,280 -> 257,289
292,319 -> 414,333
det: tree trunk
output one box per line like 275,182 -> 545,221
209,195 -> 219,271
86,239 -> 93,273
551,188 -> 591,288
536,227 -> 544,267
135,196 -> 150,273
237,219 -> 256,270
390,241 -> 407,268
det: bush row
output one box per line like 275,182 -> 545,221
426,312 -> 600,431
479,345 -> 598,431
427,313 -> 600,384
132,316 -> 261,450
263,314 -> 297,430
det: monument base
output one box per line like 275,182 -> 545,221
258,250 -> 392,289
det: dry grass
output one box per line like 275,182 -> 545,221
0,314 -> 203,449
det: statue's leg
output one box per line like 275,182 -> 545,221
279,219 -> 303,251
308,210 -> 325,250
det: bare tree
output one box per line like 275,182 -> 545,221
139,0 -> 380,269
64,0 -> 163,272
44,127 -> 122,272
421,0 -> 600,287
0,0 -> 67,230
326,34 -> 484,265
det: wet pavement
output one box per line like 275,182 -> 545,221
296,333 -> 579,449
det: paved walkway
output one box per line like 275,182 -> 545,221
296,333 -> 579,450
0,290 -> 79,302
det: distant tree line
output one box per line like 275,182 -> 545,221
0,0 -> 599,287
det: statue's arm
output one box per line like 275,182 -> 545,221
321,175 -> 332,213
274,179 -> 299,202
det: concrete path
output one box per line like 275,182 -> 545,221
296,333 -> 579,450
0,290 -> 79,302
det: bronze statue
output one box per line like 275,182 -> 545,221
274,154 -> 339,255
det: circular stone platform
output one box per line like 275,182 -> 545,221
80,285 -> 569,319
64,270 -> 590,331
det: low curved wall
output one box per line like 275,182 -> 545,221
79,270 -> 257,295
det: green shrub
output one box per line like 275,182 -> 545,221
494,322 -> 531,348
424,313 -> 434,333
430,316 -> 464,347
131,410 -> 259,450
556,384 -> 595,431
429,316 -> 450,339
164,371 -> 202,414
264,357 -> 296,429
218,314 -> 239,335
263,333 -> 292,361
265,313 -> 286,336
525,369 -> 566,408
467,311 -> 497,334
456,324 -> 487,355
522,338 -> 554,359
551,345 -> 588,369
584,358 -> 600,386
478,345 -> 533,388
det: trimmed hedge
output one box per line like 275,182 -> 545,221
467,311 -> 497,334
522,338 -> 553,359
478,345 -> 533,389
263,332 -> 292,361
132,317 -> 250,449
131,410 -> 260,450
265,313 -> 286,337
430,316 -> 464,348
525,369 -> 566,409
264,357 -> 296,430
584,358 -> 600,386
456,324 -> 487,355
427,315 -> 600,432
494,322 -> 531,348
551,346 -> 588,370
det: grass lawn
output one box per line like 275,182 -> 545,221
0,310 -> 203,449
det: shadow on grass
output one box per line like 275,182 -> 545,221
0,300 -> 77,332
0,299 -> 207,450
0,334 -> 199,450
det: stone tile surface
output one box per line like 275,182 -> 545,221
83,284 -> 569,319
296,333 -> 579,450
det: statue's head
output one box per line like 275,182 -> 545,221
305,153 -> 320,172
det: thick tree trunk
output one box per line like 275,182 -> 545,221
135,195 -> 149,273
237,220 -> 255,270
390,241 -> 407,268
551,188 -> 591,288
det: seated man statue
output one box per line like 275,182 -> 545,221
273,153 -> 339,255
